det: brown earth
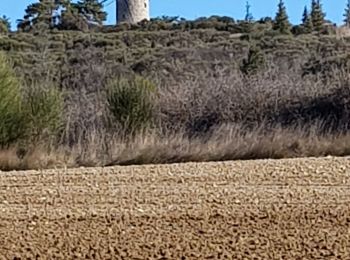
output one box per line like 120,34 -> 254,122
0,157 -> 350,259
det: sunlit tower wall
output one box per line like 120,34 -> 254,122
117,0 -> 150,24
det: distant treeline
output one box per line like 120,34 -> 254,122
0,0 -> 350,34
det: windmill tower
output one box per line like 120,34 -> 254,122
117,0 -> 150,24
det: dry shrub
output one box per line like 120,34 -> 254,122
2,36 -> 350,170
2,63 -> 350,170
156,63 -> 350,137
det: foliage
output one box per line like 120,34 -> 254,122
310,0 -> 325,32
0,53 -> 25,147
0,16 -> 11,34
17,0 -> 107,31
107,76 -> 156,134
74,0 -> 107,25
23,84 -> 64,141
58,0 -> 89,31
17,0 -> 59,31
344,0 -> 350,27
241,45 -> 265,75
244,1 -> 254,22
273,0 -> 291,34
301,6 -> 313,33
0,50 -> 63,147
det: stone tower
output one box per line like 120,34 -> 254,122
117,0 -> 150,24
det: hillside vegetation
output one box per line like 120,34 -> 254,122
1,5 -> 350,169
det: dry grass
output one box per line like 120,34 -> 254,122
2,122 -> 350,171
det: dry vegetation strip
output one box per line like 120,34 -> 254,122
0,157 -> 350,259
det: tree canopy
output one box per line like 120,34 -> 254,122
344,0 -> 350,27
273,0 -> 291,34
17,0 -> 107,31
310,0 -> 325,32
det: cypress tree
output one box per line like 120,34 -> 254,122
273,0 -> 291,34
344,0 -> 350,27
310,0 -> 325,32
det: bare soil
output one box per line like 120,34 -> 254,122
1,157 -> 350,259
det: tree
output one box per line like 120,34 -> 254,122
18,0 -> 107,31
244,1 -> 254,22
241,45 -> 265,75
273,0 -> 291,34
17,0 -> 60,31
310,0 -> 325,32
301,5 -> 313,33
75,0 -> 107,25
58,0 -> 89,30
344,0 -> 350,27
0,16 -> 11,33
302,6 -> 308,24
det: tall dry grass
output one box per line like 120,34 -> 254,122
2,122 -> 350,171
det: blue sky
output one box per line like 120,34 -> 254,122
0,0 -> 347,29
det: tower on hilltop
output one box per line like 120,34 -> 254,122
117,0 -> 150,24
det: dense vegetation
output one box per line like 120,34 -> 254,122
1,0 -> 350,170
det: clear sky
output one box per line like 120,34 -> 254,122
0,0 -> 347,29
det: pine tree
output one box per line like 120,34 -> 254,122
17,0 -> 60,31
241,45 -> 265,75
344,0 -> 350,27
244,1 -> 254,22
59,0 -> 86,30
301,5 -> 313,32
310,0 -> 325,32
0,16 -> 11,33
302,6 -> 308,24
75,0 -> 107,25
273,0 -> 291,34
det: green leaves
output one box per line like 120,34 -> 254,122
24,84 -> 64,141
17,0 -> 107,31
75,0 -> 107,25
273,0 -> 291,34
0,52 -> 64,147
241,45 -> 265,75
344,0 -> 350,27
107,76 -> 156,135
310,0 -> 325,32
0,16 -> 11,34
0,53 -> 25,146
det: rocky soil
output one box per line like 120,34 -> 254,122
1,157 -> 350,259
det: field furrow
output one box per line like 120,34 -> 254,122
0,157 -> 350,259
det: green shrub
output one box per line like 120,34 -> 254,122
107,76 -> 156,134
0,53 -> 25,146
241,45 -> 265,75
24,84 -> 64,141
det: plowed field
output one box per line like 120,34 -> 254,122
1,157 -> 350,259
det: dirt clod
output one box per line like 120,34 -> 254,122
0,157 -> 350,259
